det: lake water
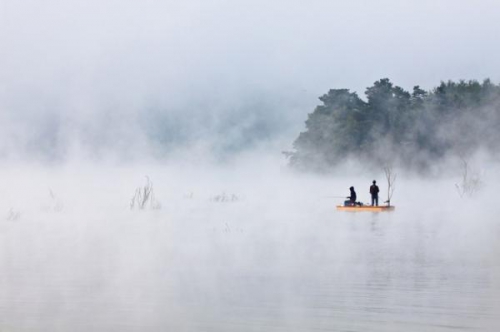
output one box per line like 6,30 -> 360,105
0,174 -> 499,331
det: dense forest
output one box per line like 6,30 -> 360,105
286,79 -> 500,172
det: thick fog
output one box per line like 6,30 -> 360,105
1,159 -> 499,331
1,1 -> 500,331
2,0 -> 500,159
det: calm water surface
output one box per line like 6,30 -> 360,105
0,198 -> 499,331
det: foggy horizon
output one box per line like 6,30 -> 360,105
1,1 -> 500,331
2,0 -> 500,163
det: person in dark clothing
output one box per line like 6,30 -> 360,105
346,186 -> 357,206
370,180 -> 379,206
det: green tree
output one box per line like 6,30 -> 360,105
287,78 -> 500,172
290,89 -> 366,170
364,78 -> 412,144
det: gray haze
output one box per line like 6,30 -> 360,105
0,163 -> 500,331
1,0 -> 500,159
1,1 -> 500,331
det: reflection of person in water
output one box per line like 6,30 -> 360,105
347,186 -> 357,206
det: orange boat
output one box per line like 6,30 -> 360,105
336,205 -> 395,212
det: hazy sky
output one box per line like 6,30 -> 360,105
1,0 -> 499,159
1,4 -> 500,329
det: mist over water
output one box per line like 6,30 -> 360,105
2,0 -> 500,330
0,158 -> 499,331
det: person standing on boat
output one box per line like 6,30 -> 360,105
370,180 -> 379,206
347,186 -> 357,206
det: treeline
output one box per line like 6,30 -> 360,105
286,78 -> 500,172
